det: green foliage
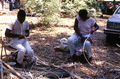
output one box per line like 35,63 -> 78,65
21,0 -> 101,27
60,0 -> 101,18
61,1 -> 75,17
21,0 -> 43,13
73,0 -> 88,16
41,0 -> 60,26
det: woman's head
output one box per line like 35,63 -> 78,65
17,10 -> 26,24
79,9 -> 88,21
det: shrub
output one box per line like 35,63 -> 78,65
21,0 -> 102,27
41,0 -> 61,26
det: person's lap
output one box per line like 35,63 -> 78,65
10,38 -> 34,64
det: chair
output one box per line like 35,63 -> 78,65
1,29 -> 17,62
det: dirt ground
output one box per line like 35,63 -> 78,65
0,10 -> 120,79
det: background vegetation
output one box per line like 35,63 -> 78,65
20,0 -> 102,27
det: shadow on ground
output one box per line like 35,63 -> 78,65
0,18 -> 120,79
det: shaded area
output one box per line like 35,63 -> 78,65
0,14 -> 120,78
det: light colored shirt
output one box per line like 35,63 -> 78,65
8,19 -> 29,36
76,15 -> 95,34
7,19 -> 29,44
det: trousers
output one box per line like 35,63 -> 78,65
67,33 -> 92,58
10,38 -> 34,64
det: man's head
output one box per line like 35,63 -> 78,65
79,9 -> 88,21
17,10 -> 26,24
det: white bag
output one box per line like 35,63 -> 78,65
55,38 -> 69,52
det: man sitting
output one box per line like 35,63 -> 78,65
5,10 -> 34,67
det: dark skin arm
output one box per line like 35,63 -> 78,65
74,19 -> 99,44
5,28 -> 29,39
91,23 -> 99,34
74,18 -> 86,44
88,23 -> 99,44
25,30 -> 29,37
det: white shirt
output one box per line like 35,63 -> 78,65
76,15 -> 95,34
8,19 -> 29,36
8,19 -> 29,44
